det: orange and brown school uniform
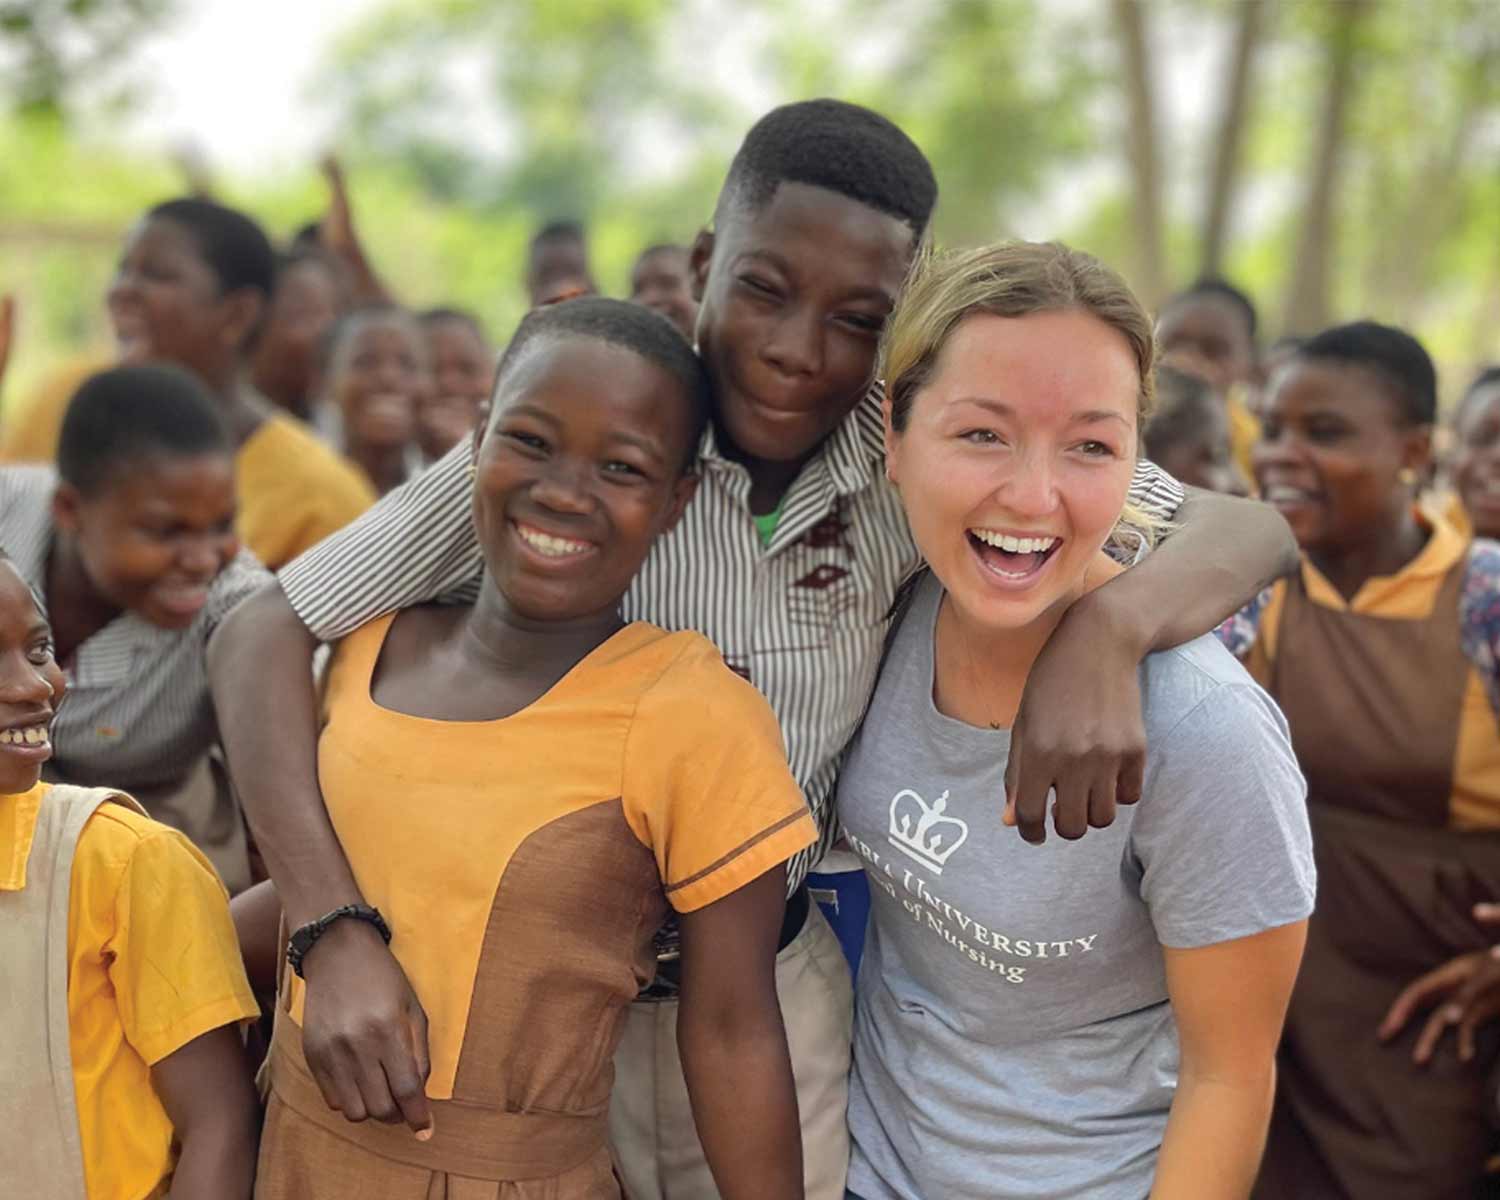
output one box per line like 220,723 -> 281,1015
0,781 -> 259,1200
235,413 -> 376,569
1219,511 -> 1500,1198
256,614 -> 818,1199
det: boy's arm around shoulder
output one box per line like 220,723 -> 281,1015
1008,486 -> 1298,844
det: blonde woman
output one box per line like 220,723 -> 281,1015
837,243 -> 1315,1200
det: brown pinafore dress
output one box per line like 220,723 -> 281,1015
0,785 -> 147,1199
1253,560 -> 1500,1199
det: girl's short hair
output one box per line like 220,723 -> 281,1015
494,297 -> 711,474
58,364 -> 230,497
880,240 -> 1164,547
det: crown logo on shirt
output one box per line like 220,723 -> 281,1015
888,788 -> 969,875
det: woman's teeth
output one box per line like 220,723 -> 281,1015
1263,485 -> 1315,504
516,524 -> 592,558
970,530 -> 1058,554
0,726 -> 47,745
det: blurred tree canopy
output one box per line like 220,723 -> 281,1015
0,0 -> 177,115
3,0 -> 1498,414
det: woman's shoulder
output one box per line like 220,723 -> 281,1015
1138,632 -> 1287,747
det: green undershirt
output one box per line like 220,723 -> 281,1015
753,501 -> 785,547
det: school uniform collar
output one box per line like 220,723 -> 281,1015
0,781 -> 49,891
1299,504 -> 1467,613
697,382 -> 887,494
697,384 -> 888,555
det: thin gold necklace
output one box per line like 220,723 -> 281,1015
939,597 -> 1007,731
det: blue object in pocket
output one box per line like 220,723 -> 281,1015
805,867 -> 871,979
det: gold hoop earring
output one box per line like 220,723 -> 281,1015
1398,467 -> 1418,486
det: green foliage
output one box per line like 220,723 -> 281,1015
0,0 -> 176,115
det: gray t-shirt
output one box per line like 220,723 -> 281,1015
839,572 -> 1315,1200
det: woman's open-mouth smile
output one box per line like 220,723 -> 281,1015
966,528 -> 1062,586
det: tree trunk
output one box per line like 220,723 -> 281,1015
1465,236 -> 1500,370
1280,0 -> 1367,336
1111,0 -> 1166,309
1388,48 -> 1497,324
1200,0 -> 1270,277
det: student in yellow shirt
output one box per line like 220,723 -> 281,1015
106,198 -> 376,568
0,551 -> 260,1199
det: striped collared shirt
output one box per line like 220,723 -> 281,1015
280,388 -> 1184,891
0,465 -> 271,791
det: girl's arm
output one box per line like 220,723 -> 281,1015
153,1024 -> 260,1200
677,864 -> 804,1200
1152,921 -> 1308,1199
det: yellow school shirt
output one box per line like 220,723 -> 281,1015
0,355 -> 110,464
0,781 -> 258,1200
1244,513 -> 1500,830
235,413 -> 376,569
1226,385 -> 1262,483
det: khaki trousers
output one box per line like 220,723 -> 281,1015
608,903 -> 853,1200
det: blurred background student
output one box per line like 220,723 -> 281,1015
318,305 -> 429,495
107,196 -> 376,568
0,363 -> 269,892
1144,363 -> 1251,496
629,243 -> 699,340
417,307 -> 493,464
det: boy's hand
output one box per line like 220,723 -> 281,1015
1005,592 -> 1146,843
318,154 -> 356,259
1379,903 -> 1500,1065
300,917 -> 434,1139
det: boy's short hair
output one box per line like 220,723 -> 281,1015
529,220 -> 587,255
58,364 -> 232,497
320,304 -> 426,377
420,306 -> 487,338
1167,277 -> 1258,342
495,297 -> 710,472
715,99 -> 938,237
1294,320 -> 1437,426
147,198 -> 277,304
635,243 -> 689,262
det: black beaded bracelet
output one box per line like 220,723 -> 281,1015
286,904 -> 392,978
